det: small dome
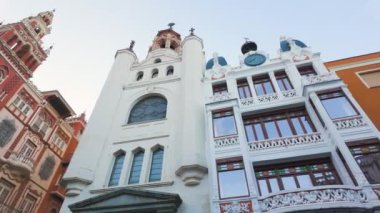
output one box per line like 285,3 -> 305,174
241,41 -> 257,54
206,57 -> 228,70
280,39 -> 307,52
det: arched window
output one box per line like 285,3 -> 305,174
166,66 -> 174,76
16,44 -> 31,59
154,58 -> 161,63
149,147 -> 164,182
109,152 -> 125,186
151,69 -> 159,78
128,96 -> 167,124
136,72 -> 143,81
169,41 -> 178,50
128,150 -> 144,184
0,66 -> 9,84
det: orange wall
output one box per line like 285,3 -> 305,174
325,52 -> 380,130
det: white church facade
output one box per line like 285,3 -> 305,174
61,26 -> 380,213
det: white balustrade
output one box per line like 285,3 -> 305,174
240,97 -> 255,107
214,135 -> 239,148
333,115 -> 367,130
259,186 -> 369,212
281,89 -> 297,98
248,132 -> 323,151
257,93 -> 279,103
240,90 -> 297,107
8,151 -> 34,172
209,92 -> 233,103
302,73 -> 339,85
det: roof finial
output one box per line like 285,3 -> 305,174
244,37 -> 250,43
189,27 -> 195,35
168,22 -> 175,30
128,40 -> 135,51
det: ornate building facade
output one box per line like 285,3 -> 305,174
0,12 -> 86,212
62,26 -> 380,212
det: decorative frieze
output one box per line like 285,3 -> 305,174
214,135 -> 239,148
333,115 -> 367,130
257,93 -> 279,103
259,186 -> 369,212
208,92 -> 233,103
220,200 -> 253,213
240,97 -> 255,107
302,73 -> 338,85
248,133 -> 323,151
282,89 -> 297,98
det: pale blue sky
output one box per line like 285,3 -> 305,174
2,0 -> 380,117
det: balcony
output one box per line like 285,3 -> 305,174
2,151 -> 35,178
207,92 -> 234,104
302,73 -> 339,86
240,89 -> 297,107
248,132 -> 323,152
258,185 -> 370,212
333,115 -> 367,130
0,203 -> 20,213
214,135 -> 239,149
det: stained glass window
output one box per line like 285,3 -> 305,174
128,151 -> 144,184
109,153 -> 125,186
149,148 -> 164,182
128,96 -> 167,124
255,158 -> 340,196
0,119 -> 16,147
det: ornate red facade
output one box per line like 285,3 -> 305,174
0,11 -> 86,212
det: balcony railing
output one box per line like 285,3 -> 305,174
214,135 -> 239,148
0,203 -> 21,213
8,151 -> 34,174
333,115 -> 367,130
208,92 -> 234,103
302,73 -> 339,85
248,132 -> 323,151
259,185 -> 369,212
240,90 -> 297,107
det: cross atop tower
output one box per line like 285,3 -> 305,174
168,23 -> 175,30
189,27 -> 195,35
244,37 -> 250,43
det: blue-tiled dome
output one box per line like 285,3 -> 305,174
280,39 -> 307,52
206,57 -> 228,70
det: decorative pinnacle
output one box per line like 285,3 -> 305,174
128,40 -> 135,51
189,27 -> 195,35
168,22 -> 175,30
244,37 -> 250,43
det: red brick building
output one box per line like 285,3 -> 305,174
0,11 -> 86,212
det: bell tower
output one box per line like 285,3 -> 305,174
0,10 -> 54,78
149,23 -> 182,53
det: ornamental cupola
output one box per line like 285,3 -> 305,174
149,23 -> 182,53
22,10 -> 55,40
